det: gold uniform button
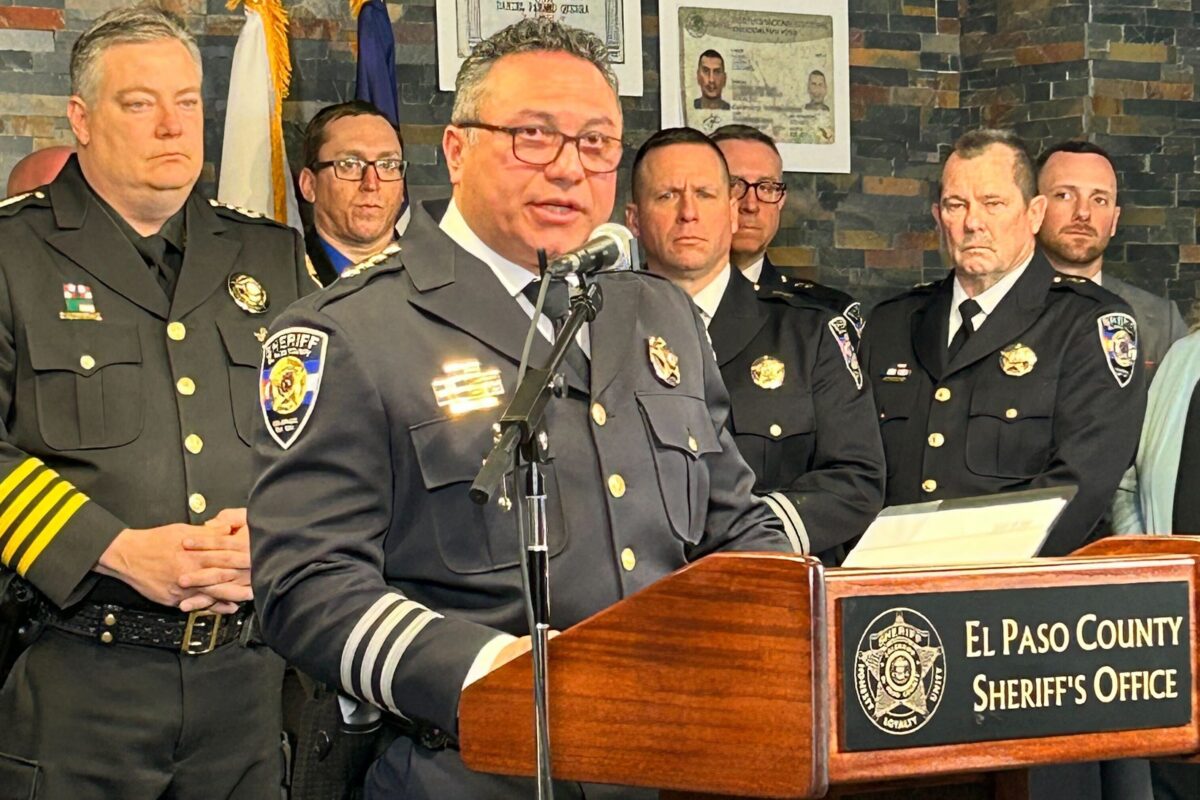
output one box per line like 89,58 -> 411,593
1005,408 -> 1018,419
79,354 -> 95,370
607,474 -> 626,498
922,479 -> 938,493
176,377 -> 196,396
687,434 -> 699,452
100,631 -> 114,644
934,387 -> 951,402
769,423 -> 783,437
591,403 -> 607,426
189,493 -> 207,514
167,321 -> 187,341
928,432 -> 944,448
620,547 -> 637,571
103,613 -> 117,626
184,434 -> 204,454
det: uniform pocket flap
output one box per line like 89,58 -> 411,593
26,320 -> 141,374
409,414 -> 495,490
969,379 -> 1056,420
0,751 -> 40,799
216,318 -> 266,366
637,392 -> 720,457
730,394 -> 815,438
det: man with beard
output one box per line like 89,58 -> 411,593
1037,140 -> 1185,382
298,101 -> 407,286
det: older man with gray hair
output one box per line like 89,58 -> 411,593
0,5 -> 310,799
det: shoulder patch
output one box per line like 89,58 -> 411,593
0,190 -> 48,217
260,327 -> 328,449
1097,312 -> 1138,388
828,315 -> 864,390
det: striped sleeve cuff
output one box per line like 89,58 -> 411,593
0,457 -> 124,606
761,491 -> 810,555
340,592 -> 445,717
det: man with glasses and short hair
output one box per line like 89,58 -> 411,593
626,126 -> 884,563
298,100 -> 407,285
248,18 -> 791,799
711,124 -> 864,343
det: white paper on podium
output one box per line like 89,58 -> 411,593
841,487 -> 1077,568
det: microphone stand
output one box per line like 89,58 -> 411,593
470,262 -> 604,800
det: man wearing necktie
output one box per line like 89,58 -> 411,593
626,127 -> 884,561
860,128 -> 1145,560
247,19 -> 790,800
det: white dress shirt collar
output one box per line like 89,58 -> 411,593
691,265 -> 733,328
947,249 -> 1034,345
740,256 -> 765,284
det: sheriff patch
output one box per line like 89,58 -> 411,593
1097,313 -> 1138,388
829,316 -> 863,390
844,301 -> 866,339
260,327 -> 328,449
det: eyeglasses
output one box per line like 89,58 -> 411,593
732,178 -> 787,204
310,157 -> 408,182
455,122 -> 624,174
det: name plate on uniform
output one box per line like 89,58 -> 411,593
841,582 -> 1192,751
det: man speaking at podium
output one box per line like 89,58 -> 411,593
861,128 -> 1145,558
247,18 -> 792,800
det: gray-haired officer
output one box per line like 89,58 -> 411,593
0,7 -> 311,798
861,128 -> 1144,557
626,127 -> 884,561
248,18 -> 791,800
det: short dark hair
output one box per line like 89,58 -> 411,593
631,127 -> 730,200
944,128 -> 1036,203
698,49 -> 724,67
301,100 -> 403,168
1036,139 -> 1115,172
808,69 -> 826,80
709,124 -> 780,157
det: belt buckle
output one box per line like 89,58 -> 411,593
182,610 -> 223,655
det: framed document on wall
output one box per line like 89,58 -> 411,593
436,1 -> 644,96
659,0 -> 851,173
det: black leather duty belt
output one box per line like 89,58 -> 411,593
35,600 -> 248,655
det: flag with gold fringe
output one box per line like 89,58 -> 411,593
218,0 -> 300,229
351,0 -> 409,233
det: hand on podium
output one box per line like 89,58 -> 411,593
489,631 -> 560,674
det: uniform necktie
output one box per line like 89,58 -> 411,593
521,279 -> 590,386
947,298 -> 982,361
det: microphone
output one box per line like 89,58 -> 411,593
545,223 -> 633,277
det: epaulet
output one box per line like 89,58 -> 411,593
0,190 -> 49,217
755,283 -> 833,314
312,243 -> 404,308
1049,272 -> 1113,304
207,198 -> 288,227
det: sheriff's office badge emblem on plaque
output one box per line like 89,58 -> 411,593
260,327 -> 328,449
854,609 -> 946,735
999,342 -> 1037,377
751,355 -> 785,390
59,283 -> 102,321
228,273 -> 269,314
829,316 -> 864,390
431,359 -> 505,417
1097,312 -> 1138,388
647,336 -> 681,387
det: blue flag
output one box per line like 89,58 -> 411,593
354,0 -> 409,231
354,0 -> 398,125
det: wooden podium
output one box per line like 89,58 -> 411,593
458,536 -> 1200,798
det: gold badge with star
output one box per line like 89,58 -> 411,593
854,609 -> 946,735
751,355 -> 785,389
647,336 -> 681,387
1000,342 -> 1037,377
